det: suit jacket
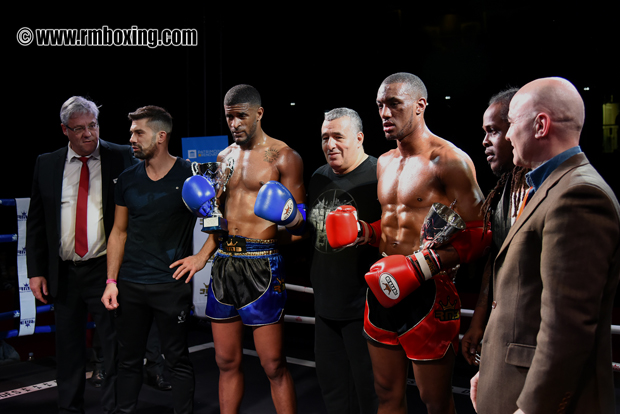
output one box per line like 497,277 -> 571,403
478,153 -> 620,414
26,139 -> 137,297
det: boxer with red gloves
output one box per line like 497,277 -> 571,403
326,205 -> 492,307
363,220 -> 491,308
360,72 -> 490,414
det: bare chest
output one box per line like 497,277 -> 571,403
223,148 -> 281,197
378,157 -> 446,208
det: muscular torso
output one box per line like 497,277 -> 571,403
377,139 -> 483,257
218,139 -> 300,240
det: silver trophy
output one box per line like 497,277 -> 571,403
191,159 -> 235,233
419,202 -> 466,250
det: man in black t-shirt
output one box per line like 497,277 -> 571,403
102,106 -> 211,414
307,108 -> 381,414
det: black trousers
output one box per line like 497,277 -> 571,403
92,319 -> 165,377
115,279 -> 195,414
314,316 -> 378,414
144,321 -> 165,377
55,256 -> 117,414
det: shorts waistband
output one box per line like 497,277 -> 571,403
217,235 -> 278,256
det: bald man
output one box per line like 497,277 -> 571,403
471,77 -> 620,414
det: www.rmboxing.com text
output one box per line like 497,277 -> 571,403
16,26 -> 198,48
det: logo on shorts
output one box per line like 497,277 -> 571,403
379,273 -> 399,300
224,237 -> 246,253
273,277 -> 286,294
178,310 -> 187,324
435,295 -> 460,321
281,199 -> 294,222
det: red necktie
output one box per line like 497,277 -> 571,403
75,156 -> 90,257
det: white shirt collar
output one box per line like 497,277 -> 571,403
66,140 -> 101,161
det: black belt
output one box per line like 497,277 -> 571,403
62,254 -> 106,267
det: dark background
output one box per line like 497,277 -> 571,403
2,3 -> 619,357
4,3 -> 619,200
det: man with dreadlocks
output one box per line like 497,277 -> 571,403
461,88 -> 529,366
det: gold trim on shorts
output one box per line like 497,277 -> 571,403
217,236 -> 278,256
216,248 -> 279,257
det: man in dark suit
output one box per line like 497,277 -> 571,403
26,96 -> 137,414
470,77 -> 620,413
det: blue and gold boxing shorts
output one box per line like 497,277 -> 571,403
206,235 -> 286,326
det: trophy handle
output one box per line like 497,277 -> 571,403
220,158 -> 235,194
191,161 -> 201,176
419,203 -> 465,250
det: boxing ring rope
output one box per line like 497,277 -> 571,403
283,284 -> 316,325
284,284 -> 620,373
2,197 -> 620,372
0,305 -> 98,340
0,304 -> 54,321
286,285 -> 620,334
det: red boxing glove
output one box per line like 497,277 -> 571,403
326,206 -> 374,248
450,220 -> 492,264
368,219 -> 382,248
365,249 -> 441,308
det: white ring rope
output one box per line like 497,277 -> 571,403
285,284 -> 620,372
285,284 -> 314,294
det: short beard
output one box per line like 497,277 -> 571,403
134,149 -> 150,160
135,134 -> 157,160
233,119 -> 258,146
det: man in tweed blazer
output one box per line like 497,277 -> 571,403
471,77 -> 620,414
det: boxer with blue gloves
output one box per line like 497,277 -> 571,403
254,180 -> 306,235
181,175 -> 216,217
192,84 -> 303,414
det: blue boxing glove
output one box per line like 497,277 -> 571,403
182,175 -> 216,217
254,181 -> 303,229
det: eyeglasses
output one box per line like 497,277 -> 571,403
65,122 -> 99,134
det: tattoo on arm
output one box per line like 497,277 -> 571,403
264,148 -> 280,164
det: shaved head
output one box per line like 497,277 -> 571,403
515,77 -> 585,136
507,77 -> 584,167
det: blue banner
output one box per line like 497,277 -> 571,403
182,135 -> 229,163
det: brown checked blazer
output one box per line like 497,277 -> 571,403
477,152 -> 620,414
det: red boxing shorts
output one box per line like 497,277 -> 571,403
364,272 -> 460,361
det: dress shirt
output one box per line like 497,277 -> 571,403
525,146 -> 582,191
59,142 -> 106,261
